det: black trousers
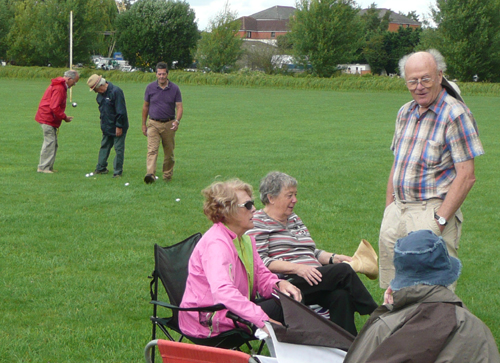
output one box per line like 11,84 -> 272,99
287,263 -> 378,336
255,298 -> 284,324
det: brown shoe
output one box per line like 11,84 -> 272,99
37,168 -> 54,174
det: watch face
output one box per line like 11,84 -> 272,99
438,217 -> 447,225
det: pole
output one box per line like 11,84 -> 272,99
70,11 -> 73,102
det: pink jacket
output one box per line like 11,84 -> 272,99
35,77 -> 68,128
179,222 -> 280,338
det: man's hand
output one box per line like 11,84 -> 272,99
277,280 -> 302,302
171,120 -> 179,130
116,127 -> 122,137
384,286 -> 394,305
435,220 -> 446,233
295,264 -> 322,286
142,123 -> 147,136
66,116 -> 73,122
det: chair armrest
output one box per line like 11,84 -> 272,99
150,300 -> 226,312
226,311 -> 256,331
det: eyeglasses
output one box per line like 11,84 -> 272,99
237,200 -> 255,210
406,77 -> 434,90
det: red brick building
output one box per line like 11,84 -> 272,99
237,6 -> 420,40
358,8 -> 421,31
237,6 -> 295,40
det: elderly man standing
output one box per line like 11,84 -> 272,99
378,49 -> 484,289
87,74 -> 129,178
35,70 -> 79,173
142,62 -> 183,184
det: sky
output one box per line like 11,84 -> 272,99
188,0 -> 435,31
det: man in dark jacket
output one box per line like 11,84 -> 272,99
344,230 -> 500,363
35,70 -> 79,173
87,74 -> 129,178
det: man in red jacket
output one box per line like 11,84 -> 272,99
35,70 -> 79,173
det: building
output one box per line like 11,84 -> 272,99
358,8 -> 421,31
237,5 -> 295,41
237,6 -> 420,41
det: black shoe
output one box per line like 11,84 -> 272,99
94,169 -> 109,175
112,174 -> 122,178
144,174 -> 155,184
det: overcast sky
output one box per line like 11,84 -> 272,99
188,0 -> 436,31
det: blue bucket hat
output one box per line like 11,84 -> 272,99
390,230 -> 462,291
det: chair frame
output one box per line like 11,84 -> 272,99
149,233 -> 264,361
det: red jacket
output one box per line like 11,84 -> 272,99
35,77 -> 69,128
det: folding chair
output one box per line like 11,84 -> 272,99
149,233 -> 264,359
144,339 -> 259,363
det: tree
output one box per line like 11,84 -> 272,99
289,0 -> 363,77
358,4 -> 392,74
243,43 -> 279,74
116,0 -> 198,68
428,0 -> 500,82
0,0 -> 16,61
6,0 -> 118,66
384,26 -> 421,74
195,2 -> 243,73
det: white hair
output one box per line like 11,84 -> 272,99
398,49 -> 447,79
64,70 -> 79,79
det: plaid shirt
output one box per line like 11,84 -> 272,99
391,89 -> 484,201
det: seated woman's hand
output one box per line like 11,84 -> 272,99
277,280 -> 302,302
261,318 -> 283,336
295,264 -> 322,286
334,254 -> 352,263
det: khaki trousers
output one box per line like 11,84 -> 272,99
378,198 -> 462,290
146,119 -> 175,179
38,124 -> 58,171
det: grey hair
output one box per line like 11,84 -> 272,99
398,49 -> 447,79
259,171 -> 297,205
64,70 -> 79,79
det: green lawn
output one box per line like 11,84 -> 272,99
1,78 -> 499,362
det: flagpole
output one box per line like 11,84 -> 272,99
70,10 -> 73,102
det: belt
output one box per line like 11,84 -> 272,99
150,117 -> 174,122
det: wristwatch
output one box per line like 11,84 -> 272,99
434,213 -> 448,226
329,254 -> 336,264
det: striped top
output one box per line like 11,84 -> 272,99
246,210 -> 324,267
391,89 -> 484,201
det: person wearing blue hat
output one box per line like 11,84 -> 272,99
344,230 -> 499,363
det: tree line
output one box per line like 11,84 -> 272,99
1,0 -> 499,82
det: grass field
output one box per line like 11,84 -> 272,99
1,77 -> 499,362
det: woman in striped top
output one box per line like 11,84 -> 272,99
247,171 -> 378,336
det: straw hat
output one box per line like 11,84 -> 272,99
87,74 -> 105,91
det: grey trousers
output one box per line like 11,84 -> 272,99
38,124 -> 58,171
96,133 -> 127,175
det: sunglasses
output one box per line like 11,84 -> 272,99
237,200 -> 255,210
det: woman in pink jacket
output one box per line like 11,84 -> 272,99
179,179 -> 301,339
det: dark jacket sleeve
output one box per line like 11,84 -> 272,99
113,87 -> 128,129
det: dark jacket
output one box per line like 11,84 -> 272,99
96,82 -> 129,136
35,77 -> 68,128
344,285 -> 500,363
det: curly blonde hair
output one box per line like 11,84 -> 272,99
202,179 -> 253,223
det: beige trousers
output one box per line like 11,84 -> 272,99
146,119 -> 176,179
378,198 -> 462,290
38,124 -> 58,171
